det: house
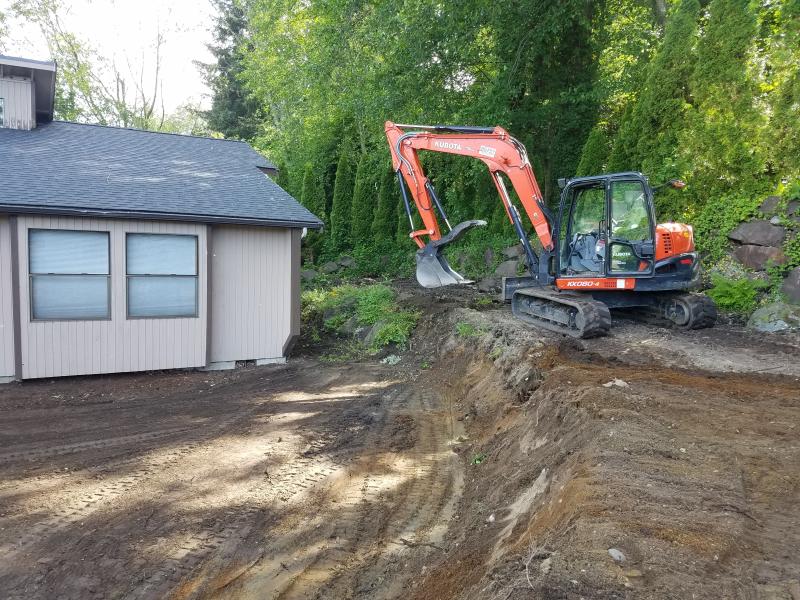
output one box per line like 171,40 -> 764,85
0,54 -> 322,381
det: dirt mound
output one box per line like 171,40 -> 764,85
406,307 -> 800,599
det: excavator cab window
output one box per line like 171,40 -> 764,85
560,184 -> 606,276
609,180 -> 655,274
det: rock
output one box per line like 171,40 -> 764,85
603,379 -> 629,388
539,556 -> 552,575
321,261 -> 340,274
760,195 -> 781,215
300,269 -> 318,282
483,248 -> 495,268
495,259 -> 519,277
338,255 -> 356,268
747,302 -> 800,332
608,548 -> 626,563
732,245 -> 787,270
782,267 -> 800,304
485,513 -> 495,523
787,200 -> 799,217
502,244 -> 524,258
363,321 -> 387,347
728,220 -> 786,247
477,277 -> 500,293
380,354 -> 401,365
770,215 -> 782,225
340,316 -> 360,335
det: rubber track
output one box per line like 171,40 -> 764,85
512,288 -> 612,339
675,293 -> 717,329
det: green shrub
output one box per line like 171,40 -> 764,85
706,274 -> 767,314
456,322 -> 479,337
300,283 -> 420,353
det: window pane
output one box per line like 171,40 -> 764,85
127,234 -> 197,275
128,277 -> 197,317
30,230 -> 109,274
611,182 -> 650,242
31,275 -> 109,319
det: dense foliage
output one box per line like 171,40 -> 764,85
206,0 -> 799,276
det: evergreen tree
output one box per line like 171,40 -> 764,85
768,0 -> 800,176
372,170 -> 398,248
576,124 -> 611,176
350,157 -> 376,246
201,0 -> 262,139
299,163 -> 327,260
608,0 -> 701,180
490,202 -> 509,235
327,147 -> 356,253
681,0 -> 761,203
396,199 -> 412,247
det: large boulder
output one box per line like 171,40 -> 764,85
732,245 -> 787,271
759,195 -> 781,215
321,261 -> 340,274
477,277 -> 499,293
782,267 -> 800,304
748,302 -> 800,332
728,220 -> 786,247
787,200 -> 799,217
300,269 -> 318,282
495,259 -> 519,277
338,255 -> 356,268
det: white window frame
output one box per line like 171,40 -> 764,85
125,233 -> 199,319
28,229 -> 112,322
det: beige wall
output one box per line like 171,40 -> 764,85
209,225 -> 297,363
0,218 -> 15,378
16,216 -> 207,379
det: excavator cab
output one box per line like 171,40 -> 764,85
557,174 -> 656,279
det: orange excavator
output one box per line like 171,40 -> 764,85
385,121 -> 717,338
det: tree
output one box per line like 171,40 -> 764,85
608,0 -> 701,184
328,146 -> 356,253
372,170 -> 398,248
681,0 -> 762,203
299,163 -> 328,260
350,157 -> 377,246
13,0 -> 170,129
576,124 -> 611,176
200,0 -> 262,139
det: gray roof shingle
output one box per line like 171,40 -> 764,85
0,121 -> 322,229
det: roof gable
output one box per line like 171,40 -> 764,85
0,121 -> 322,229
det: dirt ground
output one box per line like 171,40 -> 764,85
1,282 -> 799,599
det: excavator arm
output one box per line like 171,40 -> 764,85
385,121 -> 554,287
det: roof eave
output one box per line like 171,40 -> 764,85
0,204 -> 324,230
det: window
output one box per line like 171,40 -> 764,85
29,229 -> 110,320
610,181 -> 650,242
126,233 -> 198,318
0,98 -> 4,127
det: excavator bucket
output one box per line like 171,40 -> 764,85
415,219 -> 487,288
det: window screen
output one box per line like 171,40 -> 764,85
126,234 -> 198,318
29,229 -> 110,320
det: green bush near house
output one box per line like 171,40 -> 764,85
301,284 -> 420,354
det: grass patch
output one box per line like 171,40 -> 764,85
456,321 -> 481,338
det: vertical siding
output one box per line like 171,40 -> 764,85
210,226 -> 293,362
16,216 -> 207,379
0,218 -> 15,377
0,78 -> 35,130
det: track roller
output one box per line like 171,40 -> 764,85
659,293 -> 717,329
511,287 -> 611,339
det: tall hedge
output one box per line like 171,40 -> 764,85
350,156 -> 376,246
327,146 -> 356,253
608,0 -> 701,191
